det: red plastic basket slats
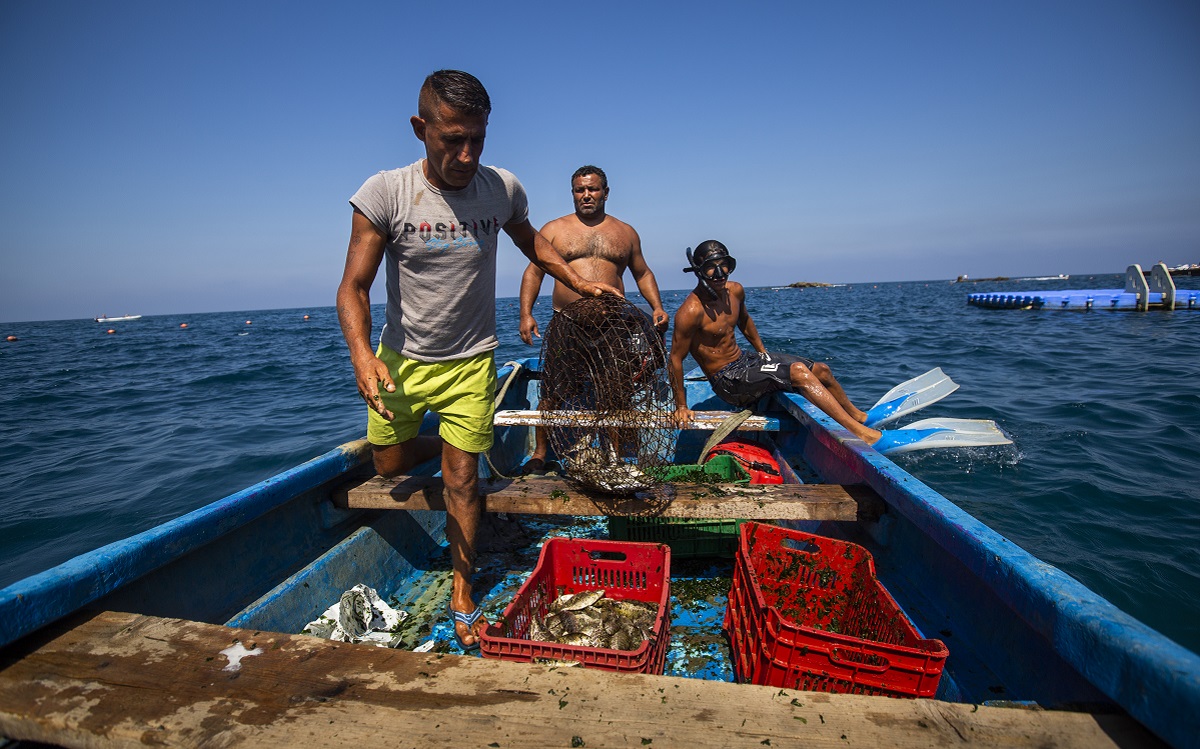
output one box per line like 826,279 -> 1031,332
481,537 -> 671,674
723,522 -> 948,698
725,550 -> 761,682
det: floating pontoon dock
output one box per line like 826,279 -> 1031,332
967,263 -> 1199,311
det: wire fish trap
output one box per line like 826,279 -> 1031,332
539,295 -> 673,496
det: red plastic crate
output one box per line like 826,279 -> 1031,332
723,522 -> 948,698
481,537 -> 671,674
704,439 -> 784,484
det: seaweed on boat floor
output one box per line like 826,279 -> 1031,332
670,571 -> 733,616
305,512 -> 739,676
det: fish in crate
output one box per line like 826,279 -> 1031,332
529,589 -> 660,651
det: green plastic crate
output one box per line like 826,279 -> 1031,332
643,455 -> 750,484
610,456 -> 750,558
608,516 -> 748,558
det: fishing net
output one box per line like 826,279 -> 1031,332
539,295 -> 673,495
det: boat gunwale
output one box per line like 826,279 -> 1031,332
2,360 -> 1197,747
0,440 -> 373,649
0,360 -> 529,649
773,391 -> 1200,749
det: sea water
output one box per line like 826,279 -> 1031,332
1,275 -> 1198,654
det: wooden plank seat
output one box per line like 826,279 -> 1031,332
494,409 -> 783,431
0,611 -> 1158,749
335,474 -> 884,521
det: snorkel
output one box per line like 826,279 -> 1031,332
683,240 -> 737,299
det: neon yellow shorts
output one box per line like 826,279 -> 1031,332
367,345 -> 496,454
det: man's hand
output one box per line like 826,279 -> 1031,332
672,405 -> 695,426
519,313 -> 540,346
354,356 -> 395,420
651,308 -> 668,332
576,280 -> 621,298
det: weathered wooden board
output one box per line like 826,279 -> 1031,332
494,409 -> 782,431
0,612 -> 1160,749
334,475 -> 884,521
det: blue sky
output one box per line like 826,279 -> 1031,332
1,0 -> 1197,323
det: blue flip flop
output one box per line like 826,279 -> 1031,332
448,602 -> 484,652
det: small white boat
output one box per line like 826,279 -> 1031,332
94,314 -> 142,322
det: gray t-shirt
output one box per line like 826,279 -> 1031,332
350,161 -> 529,362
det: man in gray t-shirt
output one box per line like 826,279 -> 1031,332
336,70 -> 617,651
351,162 -> 526,362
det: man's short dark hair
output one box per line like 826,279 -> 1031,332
572,165 -> 608,190
419,70 -> 492,121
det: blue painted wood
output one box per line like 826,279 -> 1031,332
771,391 -> 1200,749
2,358 -> 1198,747
229,509 -> 446,634
0,440 -> 371,648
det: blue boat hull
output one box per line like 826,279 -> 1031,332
2,359 -> 1197,747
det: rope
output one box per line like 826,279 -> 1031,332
483,361 -> 524,480
697,409 -> 754,463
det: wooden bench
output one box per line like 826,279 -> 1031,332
348,408 -> 877,521
0,611 -> 1157,749
335,474 -> 884,522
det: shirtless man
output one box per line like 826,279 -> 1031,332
667,240 -> 884,446
518,165 -> 668,472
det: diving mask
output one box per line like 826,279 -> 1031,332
684,241 -> 737,297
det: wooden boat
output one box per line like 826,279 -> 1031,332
1,358 -> 1196,748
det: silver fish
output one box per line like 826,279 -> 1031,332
566,438 -> 655,494
529,589 -> 660,651
550,589 -> 606,613
559,632 -> 599,648
543,612 -> 567,639
607,626 -> 643,652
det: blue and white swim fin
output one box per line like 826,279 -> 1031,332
864,368 -> 960,427
872,418 -> 1011,455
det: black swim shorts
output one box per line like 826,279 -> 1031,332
708,350 -> 815,408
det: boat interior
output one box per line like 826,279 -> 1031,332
0,359 -> 1182,748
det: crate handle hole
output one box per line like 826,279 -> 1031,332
829,648 -> 890,672
781,538 -> 821,554
589,550 -> 628,562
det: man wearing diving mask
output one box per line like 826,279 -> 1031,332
684,242 -> 736,298
668,240 -> 885,446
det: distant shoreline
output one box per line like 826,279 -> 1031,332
953,275 -> 1011,283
